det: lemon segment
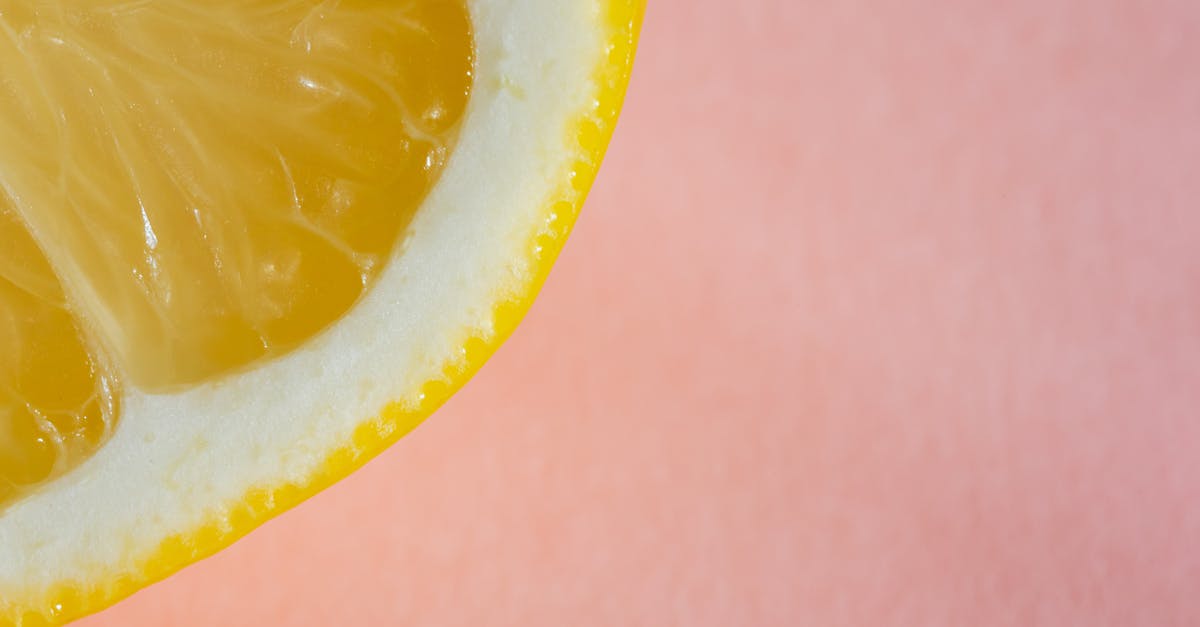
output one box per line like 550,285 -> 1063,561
0,203 -> 117,508
0,0 -> 472,509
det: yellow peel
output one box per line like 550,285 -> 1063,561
4,1 -> 642,624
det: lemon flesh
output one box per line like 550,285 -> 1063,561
0,1 -> 472,507
0,209 -> 116,507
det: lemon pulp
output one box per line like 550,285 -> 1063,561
0,0 -> 473,507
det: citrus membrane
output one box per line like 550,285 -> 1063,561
0,0 -> 472,506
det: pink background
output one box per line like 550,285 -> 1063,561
84,0 -> 1200,625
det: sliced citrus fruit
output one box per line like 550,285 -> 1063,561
0,0 -> 642,623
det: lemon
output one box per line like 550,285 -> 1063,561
0,0 -> 642,623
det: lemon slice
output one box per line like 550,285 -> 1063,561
0,0 -> 642,623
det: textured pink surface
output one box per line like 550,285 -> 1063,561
81,1 -> 1200,625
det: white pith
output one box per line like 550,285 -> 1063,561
0,0 -> 604,600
